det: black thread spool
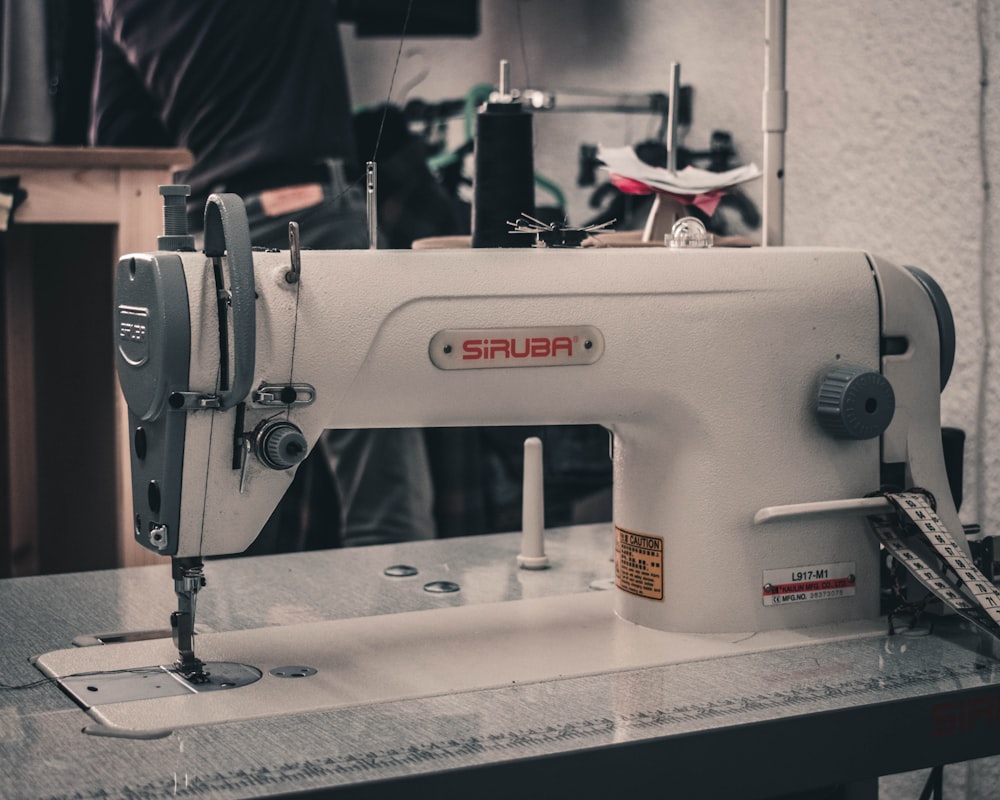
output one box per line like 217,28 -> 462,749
472,98 -> 535,248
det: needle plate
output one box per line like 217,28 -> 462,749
59,661 -> 261,707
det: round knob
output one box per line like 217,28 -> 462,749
255,421 -> 308,470
816,365 -> 895,440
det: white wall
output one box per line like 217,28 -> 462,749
343,0 -> 999,537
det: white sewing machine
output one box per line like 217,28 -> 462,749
32,193 -> 965,734
118,193 -> 960,643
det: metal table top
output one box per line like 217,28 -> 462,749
2,524 -> 1000,799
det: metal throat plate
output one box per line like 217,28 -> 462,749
59,661 -> 261,707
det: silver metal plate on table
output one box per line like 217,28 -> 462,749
59,661 -> 261,707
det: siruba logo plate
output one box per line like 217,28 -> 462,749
429,326 -> 604,370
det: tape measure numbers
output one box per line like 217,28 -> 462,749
868,490 -> 1000,638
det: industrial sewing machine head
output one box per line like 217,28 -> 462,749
115,192 -> 963,678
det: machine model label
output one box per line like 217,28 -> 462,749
615,526 -> 663,601
762,561 -> 856,606
428,326 -> 604,370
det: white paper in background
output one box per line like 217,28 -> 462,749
598,145 -> 762,194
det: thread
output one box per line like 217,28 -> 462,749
472,101 -> 535,248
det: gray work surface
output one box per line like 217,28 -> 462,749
2,524 -> 1000,800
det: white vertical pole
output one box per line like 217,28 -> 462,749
762,0 -> 787,246
518,437 -> 549,569
666,62 -> 681,173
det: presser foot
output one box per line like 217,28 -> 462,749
174,654 -> 211,684
171,557 -> 207,683
170,610 -> 211,683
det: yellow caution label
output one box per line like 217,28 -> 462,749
614,526 -> 664,601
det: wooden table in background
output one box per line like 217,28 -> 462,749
0,146 -> 192,577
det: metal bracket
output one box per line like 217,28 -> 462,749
168,391 -> 223,411
148,524 -> 170,551
285,221 -> 301,284
252,383 -> 316,407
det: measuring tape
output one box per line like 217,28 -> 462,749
868,490 -> 1000,638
